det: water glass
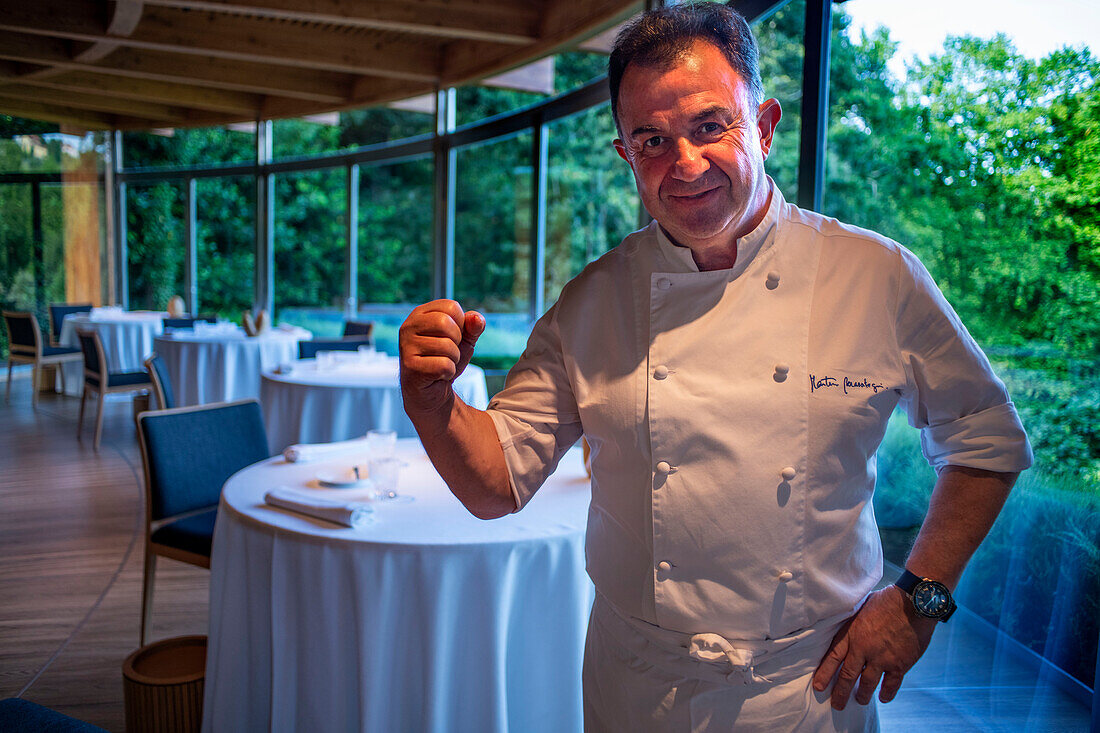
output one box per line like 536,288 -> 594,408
369,456 -> 408,501
366,429 -> 397,458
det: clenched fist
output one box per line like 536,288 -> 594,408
399,299 -> 486,417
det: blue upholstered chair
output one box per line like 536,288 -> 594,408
298,337 -> 373,360
136,399 -> 270,645
162,317 -> 196,331
342,320 -> 375,340
47,302 -> 93,345
76,329 -> 152,451
144,354 -> 175,410
3,310 -> 83,407
0,698 -> 107,732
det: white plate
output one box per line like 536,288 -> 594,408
316,467 -> 371,489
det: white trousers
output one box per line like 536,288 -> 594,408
583,595 -> 879,733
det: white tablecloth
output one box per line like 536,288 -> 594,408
203,439 -> 593,733
58,310 -> 166,394
261,359 -> 489,453
154,327 -> 311,406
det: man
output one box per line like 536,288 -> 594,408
399,4 -> 1032,730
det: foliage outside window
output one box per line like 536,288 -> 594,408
197,176 -> 254,320
126,182 -> 185,312
272,107 -> 435,160
823,7 -> 1100,689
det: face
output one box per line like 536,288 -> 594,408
614,41 -> 781,255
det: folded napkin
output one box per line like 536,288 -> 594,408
264,487 -> 373,528
283,436 -> 369,463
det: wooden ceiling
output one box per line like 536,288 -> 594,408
0,0 -> 642,131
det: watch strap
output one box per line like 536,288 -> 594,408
894,568 -> 922,595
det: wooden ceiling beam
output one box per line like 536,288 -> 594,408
74,0 -> 146,63
0,83 -> 183,121
0,32 -> 351,104
442,0 -> 640,85
0,2 -> 442,82
20,71 -> 261,116
0,96 -> 117,129
142,0 -> 541,45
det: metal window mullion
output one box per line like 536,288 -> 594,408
255,119 -> 274,314
184,177 -> 198,314
112,130 -> 128,308
797,0 -> 831,212
433,88 -> 456,301
529,119 -> 548,320
346,163 -> 359,317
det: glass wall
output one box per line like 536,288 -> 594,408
357,156 -> 434,353
825,0 -> 1100,714
123,126 -> 255,169
196,176 -> 254,319
126,182 -> 185,311
453,132 -> 533,358
544,103 -> 638,307
273,169 -> 347,335
273,107 -> 435,159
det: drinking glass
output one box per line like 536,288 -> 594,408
369,456 -> 410,502
365,429 -> 397,458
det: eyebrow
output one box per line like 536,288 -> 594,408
627,105 -> 734,139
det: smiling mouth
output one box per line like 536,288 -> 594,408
668,188 -> 717,201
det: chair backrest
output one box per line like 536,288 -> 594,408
137,399 -> 270,522
76,329 -> 105,379
144,354 -> 175,409
342,320 -> 375,339
163,317 -> 197,330
2,310 -> 41,355
298,337 -> 372,360
48,303 -> 93,342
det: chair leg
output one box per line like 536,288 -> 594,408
31,364 -> 38,408
78,386 -> 87,437
57,363 -> 66,394
141,551 -> 157,647
4,360 -> 11,402
93,389 -> 105,451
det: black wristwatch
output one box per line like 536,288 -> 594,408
894,569 -> 956,622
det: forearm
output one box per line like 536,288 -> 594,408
903,465 -> 1018,587
407,390 -> 515,520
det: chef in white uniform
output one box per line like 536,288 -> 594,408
398,5 -> 1032,731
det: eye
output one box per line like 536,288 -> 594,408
643,136 -> 665,149
699,122 -> 723,137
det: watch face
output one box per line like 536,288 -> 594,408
912,580 -> 952,618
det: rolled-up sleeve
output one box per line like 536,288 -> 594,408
487,304 -> 584,510
894,247 -> 1033,473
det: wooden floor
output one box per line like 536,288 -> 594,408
0,367 -> 1094,732
1,370 -> 208,731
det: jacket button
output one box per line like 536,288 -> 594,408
656,461 -> 672,475
780,466 -> 797,481
774,363 -> 790,382
657,277 -> 672,290
766,271 -> 781,290
658,561 -> 672,573
778,571 -> 794,583
654,365 -> 669,379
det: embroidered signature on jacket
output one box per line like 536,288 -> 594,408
809,374 -> 885,395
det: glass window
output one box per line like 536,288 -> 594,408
357,156 -> 433,353
453,132 -> 533,357
273,169 -> 347,335
126,182 -> 185,311
273,107 -> 435,160
123,125 -> 255,169
753,0 -> 807,199
827,0 -> 1100,718
196,176 -> 254,320
544,102 -> 639,307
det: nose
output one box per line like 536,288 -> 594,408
670,138 -> 709,181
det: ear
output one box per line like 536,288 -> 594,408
613,139 -> 631,166
756,99 -> 782,160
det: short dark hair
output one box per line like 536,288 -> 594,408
608,3 -> 764,130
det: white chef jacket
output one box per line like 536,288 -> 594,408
487,182 -> 1032,641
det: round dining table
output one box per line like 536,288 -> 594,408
260,357 -> 489,453
58,308 -> 166,395
203,438 -> 594,733
153,325 -> 311,406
